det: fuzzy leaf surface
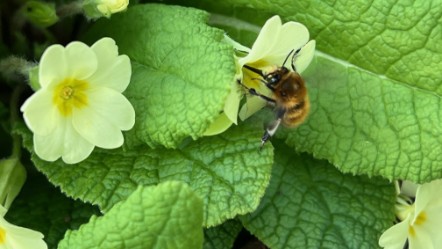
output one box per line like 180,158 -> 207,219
17,121 -> 273,227
203,219 -> 242,249
168,1 -> 442,182
84,4 -> 236,148
240,142 -> 396,249
58,181 -> 204,249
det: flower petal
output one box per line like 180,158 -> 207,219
239,15 -> 282,65
414,179 -> 442,217
224,34 -> 251,53
33,119 -> 94,164
292,40 -> 316,73
378,218 -> 409,249
88,56 -> 131,92
420,207 -> 442,248
60,121 -> 95,164
88,37 -> 131,92
33,121 -> 65,162
88,87 -> 135,130
264,21 -> 310,66
72,87 -> 134,149
203,113 -> 233,136
239,95 -> 267,121
20,89 -> 60,136
408,226 -> 434,249
39,44 -> 67,88
64,41 -> 97,80
2,216 -> 47,249
224,79 -> 242,124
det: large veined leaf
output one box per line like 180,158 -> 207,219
164,0 -> 442,182
83,4 -> 236,148
240,141 -> 396,249
203,219 -> 242,249
16,120 -> 273,227
280,54 -> 442,182
58,181 -> 204,249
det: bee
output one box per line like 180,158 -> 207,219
238,46 -> 310,148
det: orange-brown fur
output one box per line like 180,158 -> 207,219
267,69 -> 310,127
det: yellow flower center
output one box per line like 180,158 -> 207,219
0,227 -> 6,244
53,78 -> 89,116
414,211 -> 427,225
408,211 -> 427,238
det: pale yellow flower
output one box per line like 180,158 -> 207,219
379,179 -> 442,249
204,16 -> 315,135
21,37 -> 135,164
96,0 -> 128,17
236,15 -> 315,120
82,0 -> 128,19
0,205 -> 47,249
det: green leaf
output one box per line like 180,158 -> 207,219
240,141 -> 396,249
5,172 -> 99,249
84,3 -> 236,148
175,0 -> 442,95
203,219 -> 242,249
58,181 -> 204,249
165,1 -> 442,182
17,120 -> 273,227
279,54 -> 442,182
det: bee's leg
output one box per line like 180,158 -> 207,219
260,118 -> 282,149
260,108 -> 285,149
237,80 -> 276,105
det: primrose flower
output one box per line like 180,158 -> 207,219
83,0 -> 129,19
0,205 -> 47,249
21,37 -> 135,164
204,16 -> 315,135
237,15 -> 316,120
379,179 -> 442,249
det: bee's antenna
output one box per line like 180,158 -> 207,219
291,47 -> 302,71
282,49 -> 295,67
243,65 -> 264,77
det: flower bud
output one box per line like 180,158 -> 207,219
22,1 -> 59,28
83,0 -> 129,19
0,158 -> 26,209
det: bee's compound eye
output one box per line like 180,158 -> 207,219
267,74 -> 280,84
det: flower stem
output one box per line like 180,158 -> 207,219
56,1 -> 83,18
9,85 -> 25,159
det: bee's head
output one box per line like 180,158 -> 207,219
264,67 -> 289,86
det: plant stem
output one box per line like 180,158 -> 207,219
9,85 -> 25,159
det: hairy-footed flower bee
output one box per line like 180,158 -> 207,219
238,46 -> 310,148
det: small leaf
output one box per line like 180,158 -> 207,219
58,181 -> 204,249
17,120 -> 273,227
203,219 -> 242,249
84,4 -> 236,148
240,141 -> 396,249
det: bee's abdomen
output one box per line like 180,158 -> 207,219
282,97 -> 310,127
